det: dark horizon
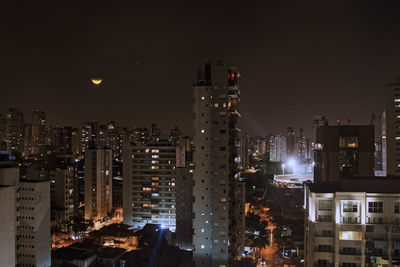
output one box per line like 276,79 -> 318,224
2,1 -> 400,137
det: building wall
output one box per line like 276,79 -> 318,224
0,185 -> 16,266
84,147 -> 113,221
50,168 -> 75,222
386,77 -> 400,176
305,186 -> 400,266
17,181 -> 51,267
176,166 -> 193,249
192,61 -> 242,267
314,125 -> 374,183
123,144 -> 177,231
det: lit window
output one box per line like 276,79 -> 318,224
339,231 -> 362,240
342,200 -> 358,212
214,103 -> 219,108
395,99 -> 400,102
201,229 -> 204,233
152,149 -> 159,153
145,149 -> 150,153
318,200 -> 332,211
201,96 -> 205,100
152,155 -> 159,158
201,245 -> 205,249
201,129 -> 205,133
396,137 -> 400,140
220,198 -> 227,203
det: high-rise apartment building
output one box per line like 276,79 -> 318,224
49,156 -> 76,223
269,134 -> 287,163
123,141 -> 177,231
314,125 -> 375,184
0,154 -> 51,267
31,110 -> 46,155
382,110 -> 387,175
240,134 -> 250,169
5,108 -> 25,153
304,178 -> 400,266
17,180 -> 51,267
84,145 -> 113,222
176,139 -> 194,250
386,77 -> 400,176
287,126 -> 296,159
192,60 -> 244,266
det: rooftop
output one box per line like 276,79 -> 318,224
307,176 -> 400,194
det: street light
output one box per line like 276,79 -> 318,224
281,163 -> 286,174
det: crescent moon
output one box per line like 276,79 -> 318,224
91,78 -> 102,85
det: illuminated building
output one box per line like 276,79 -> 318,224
240,134 -> 250,169
49,155 -> 76,223
304,178 -> 400,266
269,134 -> 287,163
5,108 -> 25,154
31,110 -> 46,155
84,145 -> 113,222
123,141 -> 177,231
386,77 -> 400,175
314,125 -> 374,184
192,60 -> 244,266
382,110 -> 387,175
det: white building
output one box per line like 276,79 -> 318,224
305,178 -> 400,266
84,145 -> 113,222
17,180 -> 51,267
123,142 -> 177,231
0,158 -> 51,267
192,60 -> 244,266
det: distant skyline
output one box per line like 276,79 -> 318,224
2,1 -> 400,137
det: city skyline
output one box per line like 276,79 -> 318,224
3,1 -> 400,137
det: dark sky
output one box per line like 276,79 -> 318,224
2,1 -> 400,137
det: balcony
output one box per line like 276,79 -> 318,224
315,246 -> 334,253
339,249 -> 361,256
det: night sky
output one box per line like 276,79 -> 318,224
2,1 -> 400,137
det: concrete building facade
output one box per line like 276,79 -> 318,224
192,60 -> 244,266
314,125 -> 375,184
305,179 -> 400,266
386,77 -> 400,176
84,146 -> 113,222
123,142 -> 177,231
